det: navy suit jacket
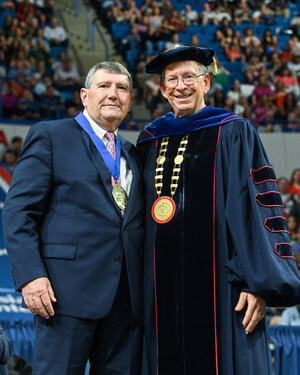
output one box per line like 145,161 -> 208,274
3,117 -> 144,320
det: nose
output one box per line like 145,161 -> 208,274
175,77 -> 186,89
107,84 -> 118,99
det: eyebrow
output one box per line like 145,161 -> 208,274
97,81 -> 130,88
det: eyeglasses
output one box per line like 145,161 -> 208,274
164,73 -> 205,88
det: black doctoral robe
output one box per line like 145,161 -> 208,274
137,107 -> 300,375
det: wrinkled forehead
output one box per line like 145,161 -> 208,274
163,60 -> 200,77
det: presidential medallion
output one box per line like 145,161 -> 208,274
112,184 -> 128,211
152,196 -> 176,224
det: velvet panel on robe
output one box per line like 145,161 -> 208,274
138,114 -> 300,375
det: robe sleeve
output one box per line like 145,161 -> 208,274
224,119 -> 300,306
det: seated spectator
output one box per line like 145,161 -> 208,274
161,0 -> 174,19
167,9 -> 185,33
293,227 -> 300,257
200,2 -> 215,25
53,58 -> 82,90
280,303 -> 300,325
232,0 -> 252,24
38,11 -> 50,28
51,50 -> 68,71
0,79 -> 17,118
275,65 -> 300,97
245,54 -> 265,83
240,28 -> 261,51
64,90 -> 83,113
268,52 -> 283,79
225,39 -> 244,62
216,18 -> 234,43
156,18 -> 176,46
287,214 -> 300,242
287,53 -> 300,80
226,79 -> 243,104
8,51 -> 32,79
164,33 -> 180,51
189,33 -> 204,48
273,80 -> 288,109
245,39 -> 265,61
279,39 -> 295,64
234,95 -> 248,117
211,5 -> 232,25
40,84 -> 62,119
209,88 -> 226,108
252,3 -> 276,26
254,93 -> 273,124
180,3 -> 198,26
16,0 -> 36,21
0,148 -> 18,174
283,112 -> 300,133
123,0 -> 142,24
11,89 -> 41,121
10,136 -> 23,157
143,23 -> 161,56
107,1 -> 126,24
43,16 -> 68,48
34,72 -> 53,95
277,93 -> 298,121
144,73 -> 160,111
262,33 -> 281,59
289,169 -> 300,195
252,74 -> 273,105
243,105 -> 256,123
29,36 -> 53,67
278,177 -> 298,216
121,24 -> 142,51
149,6 -> 163,32
270,0 -> 290,19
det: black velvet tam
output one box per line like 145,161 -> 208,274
144,45 -> 215,74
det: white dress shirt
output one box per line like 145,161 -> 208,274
83,110 -> 133,196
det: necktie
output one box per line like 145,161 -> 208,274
105,131 -> 121,186
105,132 -> 126,215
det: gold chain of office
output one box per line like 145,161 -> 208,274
152,134 -> 189,224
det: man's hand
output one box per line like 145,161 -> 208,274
22,277 -> 57,319
235,291 -> 266,334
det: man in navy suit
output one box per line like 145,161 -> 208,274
3,61 -> 144,375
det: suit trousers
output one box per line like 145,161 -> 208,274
33,263 -> 142,375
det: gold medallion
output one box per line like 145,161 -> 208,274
112,184 -> 128,211
152,196 -> 176,224
174,155 -> 184,164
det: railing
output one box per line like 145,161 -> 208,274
70,0 -> 110,59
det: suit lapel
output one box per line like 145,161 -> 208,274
119,137 -> 139,223
80,127 -> 124,216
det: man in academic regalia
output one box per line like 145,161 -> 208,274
137,46 -> 300,375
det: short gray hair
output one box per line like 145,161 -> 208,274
161,62 -> 213,82
85,61 -> 133,93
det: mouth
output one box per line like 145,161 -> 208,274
174,94 -> 192,100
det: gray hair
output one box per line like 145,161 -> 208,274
85,61 -> 133,93
161,62 -> 213,82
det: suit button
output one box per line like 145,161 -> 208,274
115,256 -> 123,263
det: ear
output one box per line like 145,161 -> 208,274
160,81 -> 168,99
203,74 -> 211,94
129,93 -> 134,110
80,88 -> 88,107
